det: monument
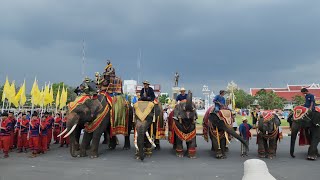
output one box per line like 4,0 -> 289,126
172,72 -> 180,100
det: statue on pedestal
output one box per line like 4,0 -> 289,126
174,72 -> 179,87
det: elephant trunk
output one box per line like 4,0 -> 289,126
137,122 -> 146,161
186,91 -> 193,111
290,122 -> 299,158
224,125 -> 249,149
65,113 -> 80,157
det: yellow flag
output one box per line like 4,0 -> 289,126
1,76 -> 10,101
9,81 -> 19,107
44,83 -> 51,106
31,78 -> 41,105
20,80 -> 27,106
39,87 -> 45,107
59,85 -> 68,109
55,86 -> 60,108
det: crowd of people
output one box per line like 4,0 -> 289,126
0,111 -> 69,158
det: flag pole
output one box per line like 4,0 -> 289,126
1,94 -> 5,113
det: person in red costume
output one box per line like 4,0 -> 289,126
29,113 -> 40,157
39,116 -> 49,154
8,111 -> 16,150
0,112 -> 13,158
60,114 -> 69,148
16,113 -> 29,153
53,113 -> 62,144
44,112 -> 54,150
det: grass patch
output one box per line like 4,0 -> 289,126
196,115 -> 289,126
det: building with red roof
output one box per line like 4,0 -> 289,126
250,83 -> 320,108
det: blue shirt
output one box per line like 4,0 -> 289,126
239,123 -> 252,140
176,94 -> 188,102
304,93 -> 315,111
213,95 -> 226,109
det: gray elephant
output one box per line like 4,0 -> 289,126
290,106 -> 320,160
168,91 -> 197,158
133,101 -> 164,161
257,112 -> 281,159
203,107 -> 248,159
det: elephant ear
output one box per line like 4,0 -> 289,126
311,112 -> 320,127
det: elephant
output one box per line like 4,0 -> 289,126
257,112 -> 281,159
168,91 -> 197,158
290,106 -> 320,160
203,107 -> 248,159
133,100 -> 163,161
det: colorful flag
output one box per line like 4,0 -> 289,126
55,86 -> 60,108
59,85 -> 68,109
31,78 -> 41,105
9,81 -> 19,107
1,76 -> 10,101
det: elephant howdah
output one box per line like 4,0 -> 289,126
203,106 -> 248,159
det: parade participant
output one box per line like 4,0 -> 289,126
45,112 -> 54,149
53,113 -> 62,144
103,59 -> 116,85
239,117 -> 252,157
139,80 -> 155,101
16,113 -> 29,153
301,88 -> 315,111
60,114 -> 69,148
176,87 -> 188,103
8,111 -> 17,149
213,90 -> 226,112
0,112 -> 13,158
39,116 -> 48,154
29,113 -> 40,157
251,107 -> 260,129
26,111 -> 31,120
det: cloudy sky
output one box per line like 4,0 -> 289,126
1,0 -> 320,97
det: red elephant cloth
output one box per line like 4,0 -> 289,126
299,128 -> 310,146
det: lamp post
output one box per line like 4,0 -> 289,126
202,85 -> 211,111
210,91 -> 215,106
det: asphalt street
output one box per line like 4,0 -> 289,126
0,136 -> 319,180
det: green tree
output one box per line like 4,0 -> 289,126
51,82 -> 77,105
158,94 -> 169,104
0,85 -> 3,103
292,95 -> 304,106
234,89 -> 255,108
255,89 -> 285,110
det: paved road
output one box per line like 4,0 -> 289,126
0,136 -> 319,180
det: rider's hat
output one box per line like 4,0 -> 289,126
143,80 -> 150,85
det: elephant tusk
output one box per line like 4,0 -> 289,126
145,131 -> 157,148
57,128 -> 68,137
63,124 -> 77,138
134,129 -> 139,150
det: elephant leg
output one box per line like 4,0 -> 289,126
220,138 -> 227,159
268,138 -> 278,159
108,136 -> 117,150
307,130 -> 320,160
154,139 -> 160,150
102,129 -> 108,144
210,135 -> 223,159
144,132 -> 153,158
187,138 -> 197,159
123,120 -> 132,150
257,134 -> 266,158
175,134 -> 184,157
80,132 -> 93,157
90,131 -> 103,158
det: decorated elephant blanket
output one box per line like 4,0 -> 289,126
110,95 -> 130,136
68,95 -> 91,112
293,106 -> 311,146
168,111 -> 196,144
202,106 -> 215,142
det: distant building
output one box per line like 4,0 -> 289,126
123,80 -> 137,96
250,83 -> 320,109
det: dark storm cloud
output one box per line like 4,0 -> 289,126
1,0 -> 320,96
